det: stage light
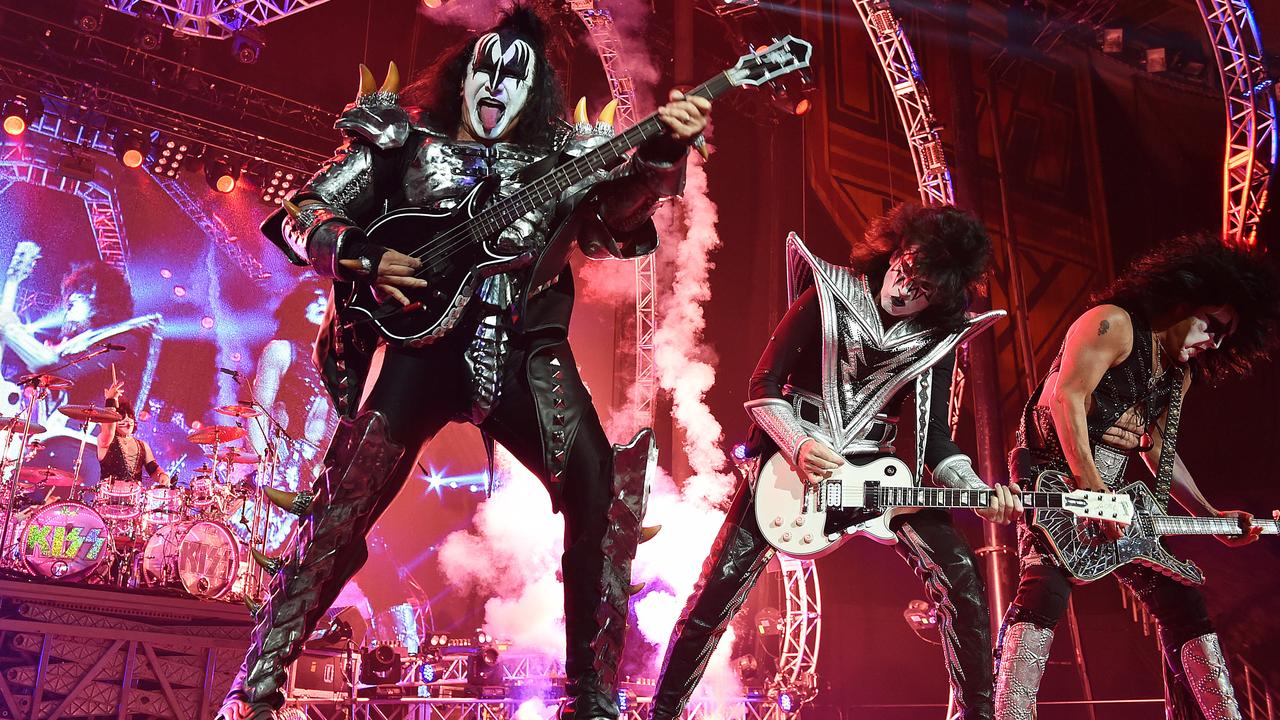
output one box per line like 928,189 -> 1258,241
755,607 -> 782,637
467,645 -> 501,685
232,29 -> 265,65
259,167 -> 296,204
733,654 -> 759,681
417,662 -> 437,683
200,316 -> 215,330
3,96 -> 43,136
1101,27 -> 1124,54
769,71 -> 816,117
421,0 -> 444,7
75,1 -> 105,33
206,155 -> 240,193
1146,48 -> 1168,74
57,153 -> 96,182
776,690 -> 797,713
714,0 -> 759,18
359,644 -> 404,685
173,285 -> 187,297
149,132 -> 189,177
113,130 -> 147,169
731,442 -> 748,461
133,11 -> 164,52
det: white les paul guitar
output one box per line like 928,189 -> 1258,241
753,452 -> 1135,558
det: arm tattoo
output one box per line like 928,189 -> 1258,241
1097,319 -> 1110,336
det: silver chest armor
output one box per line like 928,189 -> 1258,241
783,232 -> 1004,481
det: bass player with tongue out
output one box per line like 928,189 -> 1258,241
218,6 -> 709,719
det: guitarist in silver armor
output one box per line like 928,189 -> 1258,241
995,233 -> 1280,720
650,204 -> 1019,720
219,7 -> 710,720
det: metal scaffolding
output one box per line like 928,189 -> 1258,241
1196,0 -> 1278,247
572,3 -> 657,429
849,0 -> 955,207
102,0 -> 335,39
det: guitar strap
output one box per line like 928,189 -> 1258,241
1149,364 -> 1184,513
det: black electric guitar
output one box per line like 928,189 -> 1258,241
1029,470 -> 1279,585
345,36 -> 813,346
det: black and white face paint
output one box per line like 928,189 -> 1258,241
463,33 -> 535,142
879,248 -> 935,318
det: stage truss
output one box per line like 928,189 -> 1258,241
284,696 -> 778,720
850,0 -> 956,207
102,1 -> 334,40
571,2 -> 658,429
0,138 -> 130,276
1195,0 -> 1277,247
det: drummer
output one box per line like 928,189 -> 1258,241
99,371 -> 170,489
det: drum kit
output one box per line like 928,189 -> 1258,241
0,371 -> 292,602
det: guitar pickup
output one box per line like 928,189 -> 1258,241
862,481 -> 880,512
822,480 -> 840,509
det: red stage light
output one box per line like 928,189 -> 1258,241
794,98 -> 811,116
2,114 -> 24,136
215,174 -> 236,193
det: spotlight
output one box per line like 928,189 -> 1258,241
259,167 -> 296,204
1146,47 -> 1168,73
769,71 -> 816,116
3,96 -> 43,136
776,689 -> 798,714
1100,27 -> 1124,54
74,1 -> 105,34
113,129 -> 147,169
148,132 -> 189,178
205,155 -> 240,193
231,28 -> 265,65
733,654 -> 759,682
133,11 -> 164,52
467,645 -> 501,685
417,661 -> 437,683
358,644 -> 404,685
754,607 -> 782,637
58,153 -> 96,182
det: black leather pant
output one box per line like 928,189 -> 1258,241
650,480 -> 995,720
221,338 -> 623,718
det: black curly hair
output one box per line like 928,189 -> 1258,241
61,262 -> 135,329
400,5 -> 566,147
1093,232 -> 1280,381
849,203 -> 993,332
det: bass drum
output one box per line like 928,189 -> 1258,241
142,520 -> 245,598
18,502 -> 109,580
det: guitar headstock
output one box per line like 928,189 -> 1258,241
1060,488 -> 1135,526
7,241 -> 40,281
726,36 -> 813,89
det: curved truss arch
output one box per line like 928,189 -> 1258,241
1196,0 -> 1277,247
851,2 -> 956,206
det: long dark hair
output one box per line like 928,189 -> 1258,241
400,6 -> 566,147
849,203 -> 993,332
61,262 -> 134,328
1093,232 -> 1280,381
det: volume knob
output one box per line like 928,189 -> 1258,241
781,532 -> 793,542
772,516 -> 784,527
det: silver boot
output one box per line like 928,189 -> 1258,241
993,622 -> 1055,720
1180,633 -> 1242,720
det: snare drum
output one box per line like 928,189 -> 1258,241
142,520 -> 244,598
19,502 -> 109,580
142,486 -> 184,529
95,480 -> 142,520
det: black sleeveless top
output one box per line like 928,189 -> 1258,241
1021,306 -> 1177,455
99,435 -> 145,484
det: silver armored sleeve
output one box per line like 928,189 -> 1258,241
744,397 -> 813,466
280,139 -> 380,280
931,454 -> 988,491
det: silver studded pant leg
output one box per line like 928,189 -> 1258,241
993,621 -> 1055,720
1178,634 -> 1242,720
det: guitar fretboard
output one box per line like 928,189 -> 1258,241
1151,516 -> 1280,536
873,486 -> 1075,510
457,73 -> 736,248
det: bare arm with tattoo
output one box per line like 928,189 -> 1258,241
1044,305 -> 1134,491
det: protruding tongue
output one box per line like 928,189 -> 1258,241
479,105 -> 502,133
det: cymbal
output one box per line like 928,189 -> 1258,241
16,466 -> 76,487
14,373 -> 73,390
0,416 -> 46,434
188,425 -> 247,444
58,405 -> 124,423
210,448 -> 260,464
215,404 -> 262,419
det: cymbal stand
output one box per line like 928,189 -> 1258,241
0,380 -> 49,557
